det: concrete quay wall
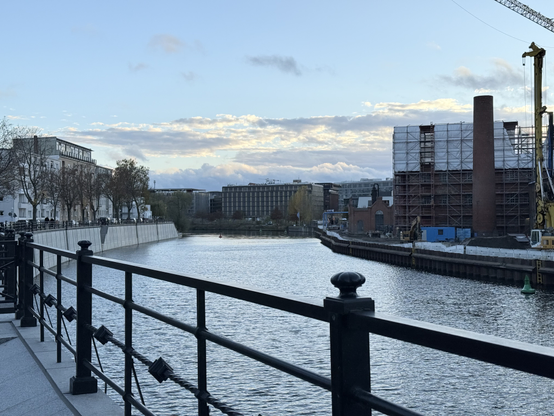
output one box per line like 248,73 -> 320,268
31,223 -> 178,270
317,231 -> 554,288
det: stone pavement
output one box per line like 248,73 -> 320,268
0,315 -> 122,416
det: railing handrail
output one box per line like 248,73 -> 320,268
15,236 -> 554,416
351,310 -> 554,379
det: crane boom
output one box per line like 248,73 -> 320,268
494,0 -> 554,33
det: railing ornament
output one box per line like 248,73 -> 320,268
149,357 -> 173,383
77,240 -> 92,254
330,271 -> 366,298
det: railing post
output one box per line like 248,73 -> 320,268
324,272 -> 374,416
197,289 -> 209,416
70,240 -> 98,395
15,232 -> 24,319
19,233 -> 37,327
3,229 -> 16,305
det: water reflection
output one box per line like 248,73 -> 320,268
44,234 -> 554,415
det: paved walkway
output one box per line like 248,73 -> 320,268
0,315 -> 122,416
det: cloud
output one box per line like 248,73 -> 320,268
246,55 -> 302,76
427,42 -> 441,50
439,58 -> 521,92
181,71 -> 197,81
63,98 -> 474,164
0,88 -> 16,99
149,35 -> 185,54
129,63 -> 148,72
71,24 -> 98,36
150,161 -> 390,192
58,97 -> 524,191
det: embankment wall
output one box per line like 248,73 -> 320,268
317,232 -> 554,288
31,223 -> 178,270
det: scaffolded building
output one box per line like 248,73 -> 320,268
393,121 -> 534,235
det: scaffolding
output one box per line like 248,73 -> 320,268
393,121 -> 534,235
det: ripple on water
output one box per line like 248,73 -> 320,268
42,235 -> 554,415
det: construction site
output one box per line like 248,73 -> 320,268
387,1 -> 554,245
393,117 -> 535,236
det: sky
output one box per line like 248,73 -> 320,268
2,0 -> 554,191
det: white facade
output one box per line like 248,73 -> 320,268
0,137 -> 113,224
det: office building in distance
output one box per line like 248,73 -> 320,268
222,180 -> 324,220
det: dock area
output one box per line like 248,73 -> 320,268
0,314 -> 120,416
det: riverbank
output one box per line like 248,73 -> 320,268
31,222 -> 178,270
316,230 -> 554,289
189,219 -> 285,232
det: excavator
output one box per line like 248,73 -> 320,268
402,216 -> 421,242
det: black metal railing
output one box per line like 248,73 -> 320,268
0,230 -> 17,314
13,233 -> 554,415
5,218 -> 171,234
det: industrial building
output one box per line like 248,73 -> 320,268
315,182 -> 341,211
393,97 -> 534,236
338,178 -> 393,210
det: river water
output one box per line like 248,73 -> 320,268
44,233 -> 554,416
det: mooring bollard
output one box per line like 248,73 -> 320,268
70,240 -> 98,395
324,271 -> 374,416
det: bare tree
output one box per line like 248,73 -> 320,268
13,134 -> 51,221
0,118 -> 21,196
74,165 -> 94,222
166,191 -> 192,231
130,163 -> 149,220
58,165 -> 79,222
43,167 -> 62,221
105,170 -> 125,221
113,159 -> 149,219
86,167 -> 110,222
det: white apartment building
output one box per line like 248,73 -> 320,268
0,137 -> 113,224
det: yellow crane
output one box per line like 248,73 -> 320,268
493,0 -> 554,248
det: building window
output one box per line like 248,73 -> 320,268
375,210 -> 384,227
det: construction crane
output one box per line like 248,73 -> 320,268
523,43 -> 554,250
494,0 -> 554,33
492,1 -> 554,248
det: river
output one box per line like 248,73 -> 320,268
44,233 -> 554,416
